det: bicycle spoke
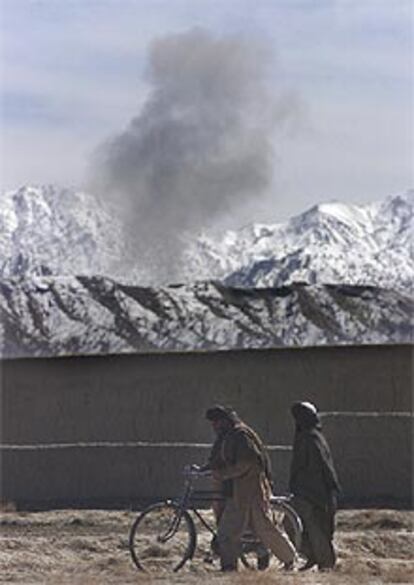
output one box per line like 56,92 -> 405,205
129,503 -> 196,573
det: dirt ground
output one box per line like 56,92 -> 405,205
1,508 -> 413,584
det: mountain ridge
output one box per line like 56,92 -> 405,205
0,185 -> 412,357
188,189 -> 413,291
1,185 -> 412,291
0,275 -> 411,358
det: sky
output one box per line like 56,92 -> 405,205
0,0 -> 413,226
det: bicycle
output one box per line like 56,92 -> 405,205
129,465 -> 302,573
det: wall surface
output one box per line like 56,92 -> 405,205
1,344 -> 412,508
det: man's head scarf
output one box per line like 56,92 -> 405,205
205,405 -> 240,425
291,401 -> 321,429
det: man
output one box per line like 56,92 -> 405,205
288,401 -> 341,571
203,405 -> 296,572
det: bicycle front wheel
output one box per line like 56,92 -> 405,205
129,502 -> 196,573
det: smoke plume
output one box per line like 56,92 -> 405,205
91,28 -> 295,283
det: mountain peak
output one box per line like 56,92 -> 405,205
210,191 -> 413,291
0,184 -> 124,280
0,184 -> 412,293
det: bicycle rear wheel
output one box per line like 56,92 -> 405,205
240,501 -> 302,570
129,502 -> 196,573
272,501 -> 302,551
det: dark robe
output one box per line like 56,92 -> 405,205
289,427 -> 340,508
289,425 -> 341,569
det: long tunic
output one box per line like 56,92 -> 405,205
212,423 -> 272,510
289,426 -> 340,568
289,427 -> 340,508
213,423 -> 295,568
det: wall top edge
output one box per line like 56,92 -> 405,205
1,343 -> 413,364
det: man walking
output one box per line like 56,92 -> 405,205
204,405 -> 296,572
289,401 -> 341,571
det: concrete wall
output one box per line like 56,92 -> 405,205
323,413 -> 412,506
1,344 -> 412,508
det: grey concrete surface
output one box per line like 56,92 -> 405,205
1,344 -> 412,444
323,413 -> 412,506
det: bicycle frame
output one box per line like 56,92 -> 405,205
169,468 -> 298,540
169,468 -> 221,538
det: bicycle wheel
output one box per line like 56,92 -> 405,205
240,501 -> 302,570
129,502 -> 197,573
240,534 -> 270,570
272,501 -> 302,551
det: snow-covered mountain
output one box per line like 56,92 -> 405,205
0,185 -> 412,292
0,276 -> 411,358
187,190 -> 413,292
0,185 -> 124,279
0,185 -> 412,357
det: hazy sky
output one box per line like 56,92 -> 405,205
1,0 -> 413,225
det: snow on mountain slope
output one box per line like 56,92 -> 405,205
0,276 -> 411,358
0,185 -> 124,278
0,185 -> 412,293
0,186 -> 412,357
187,190 -> 413,292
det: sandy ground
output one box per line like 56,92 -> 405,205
1,508 -> 413,584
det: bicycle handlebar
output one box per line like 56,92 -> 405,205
182,465 -> 294,501
269,494 -> 294,504
183,464 -> 212,479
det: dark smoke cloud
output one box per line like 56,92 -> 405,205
90,28 -> 296,283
